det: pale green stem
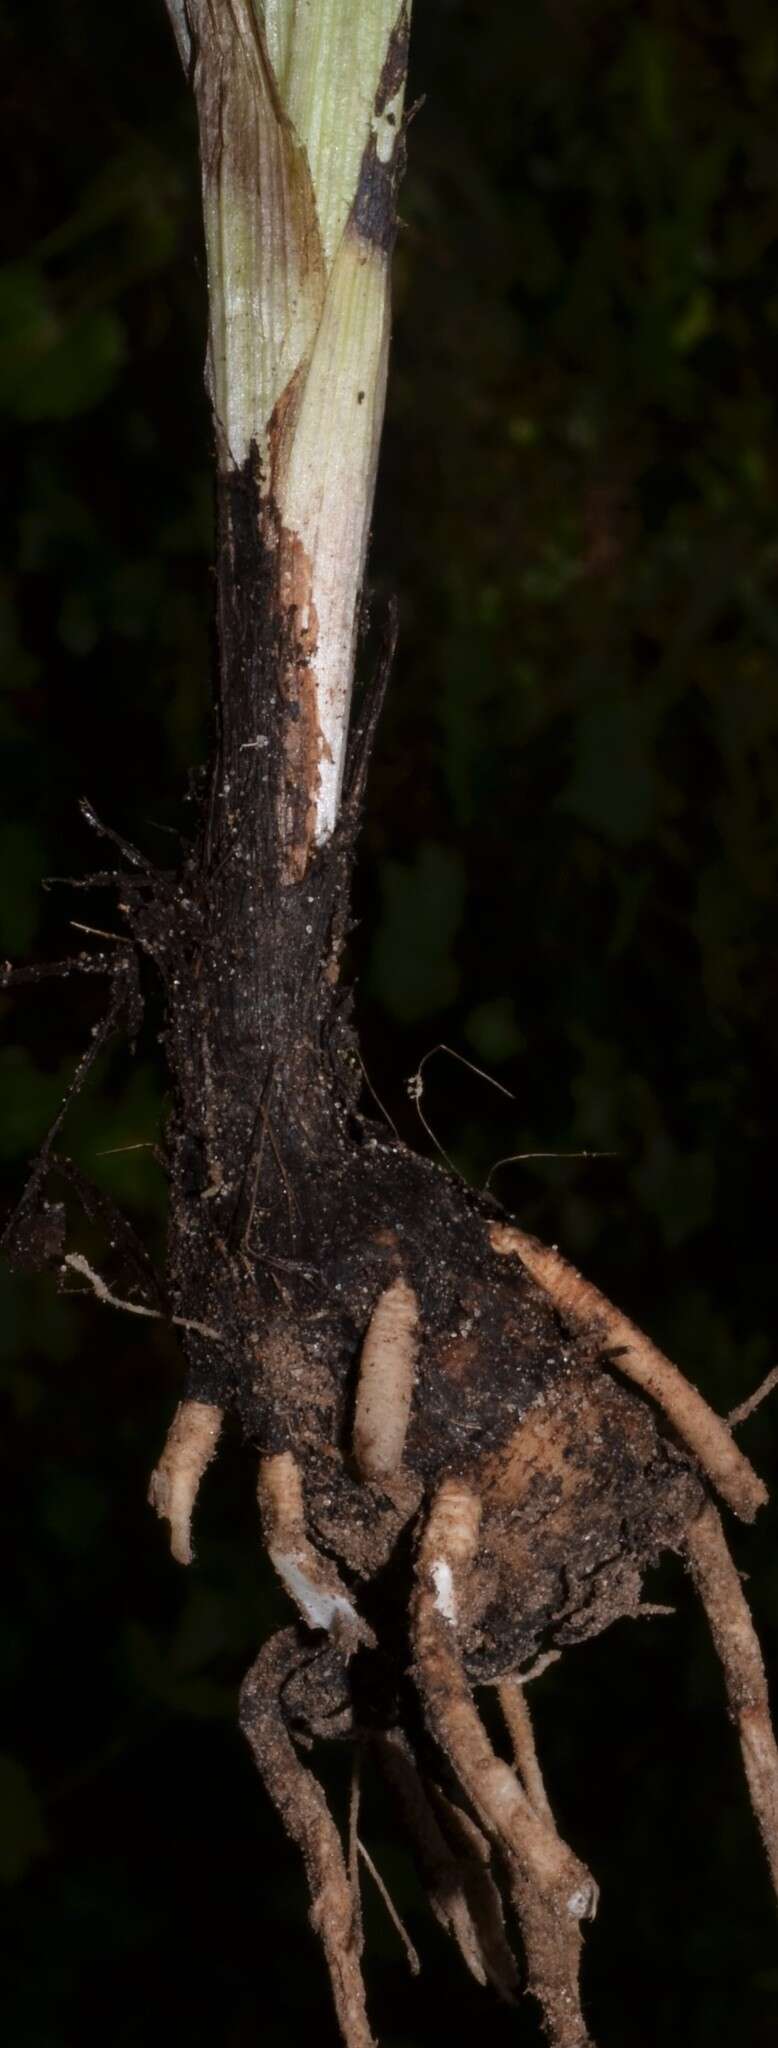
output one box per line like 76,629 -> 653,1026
165,0 -> 412,854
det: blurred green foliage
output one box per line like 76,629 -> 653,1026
2,2 -> 778,2045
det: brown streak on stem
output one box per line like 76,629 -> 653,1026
275,517 -> 322,879
375,0 -> 411,112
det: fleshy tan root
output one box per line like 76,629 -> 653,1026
147,1398 -> 223,1564
352,1275 -> 419,1481
498,1676 -> 556,1828
240,1628 -> 375,2048
413,1477 -> 596,2048
258,1450 -> 373,1645
686,1500 -> 778,1899
490,1224 -> 765,1524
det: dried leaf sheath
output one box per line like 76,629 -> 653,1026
192,0 -> 326,469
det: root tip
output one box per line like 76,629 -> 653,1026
147,1398 -> 223,1566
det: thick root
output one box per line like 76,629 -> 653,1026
240,1628 -> 376,2048
258,1450 -> 372,1645
498,1676 -> 555,1827
413,1477 -> 596,2048
686,1500 -> 778,1900
491,1223 -> 765,1524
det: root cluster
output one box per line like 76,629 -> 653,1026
147,1191 -> 777,2048
4,708 -> 776,2048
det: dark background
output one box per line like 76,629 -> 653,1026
2,2 -> 778,2042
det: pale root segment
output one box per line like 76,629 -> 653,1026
352,1276 -> 419,1482
490,1223 -> 766,1525
413,1478 -> 596,2048
686,1501 -> 778,1900
165,0 -> 412,858
147,1398 -> 223,1564
498,1676 -> 556,1828
258,1450 -> 371,1643
241,1628 -> 376,2048
375,1728 -> 519,2000
425,1784 -> 520,2002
